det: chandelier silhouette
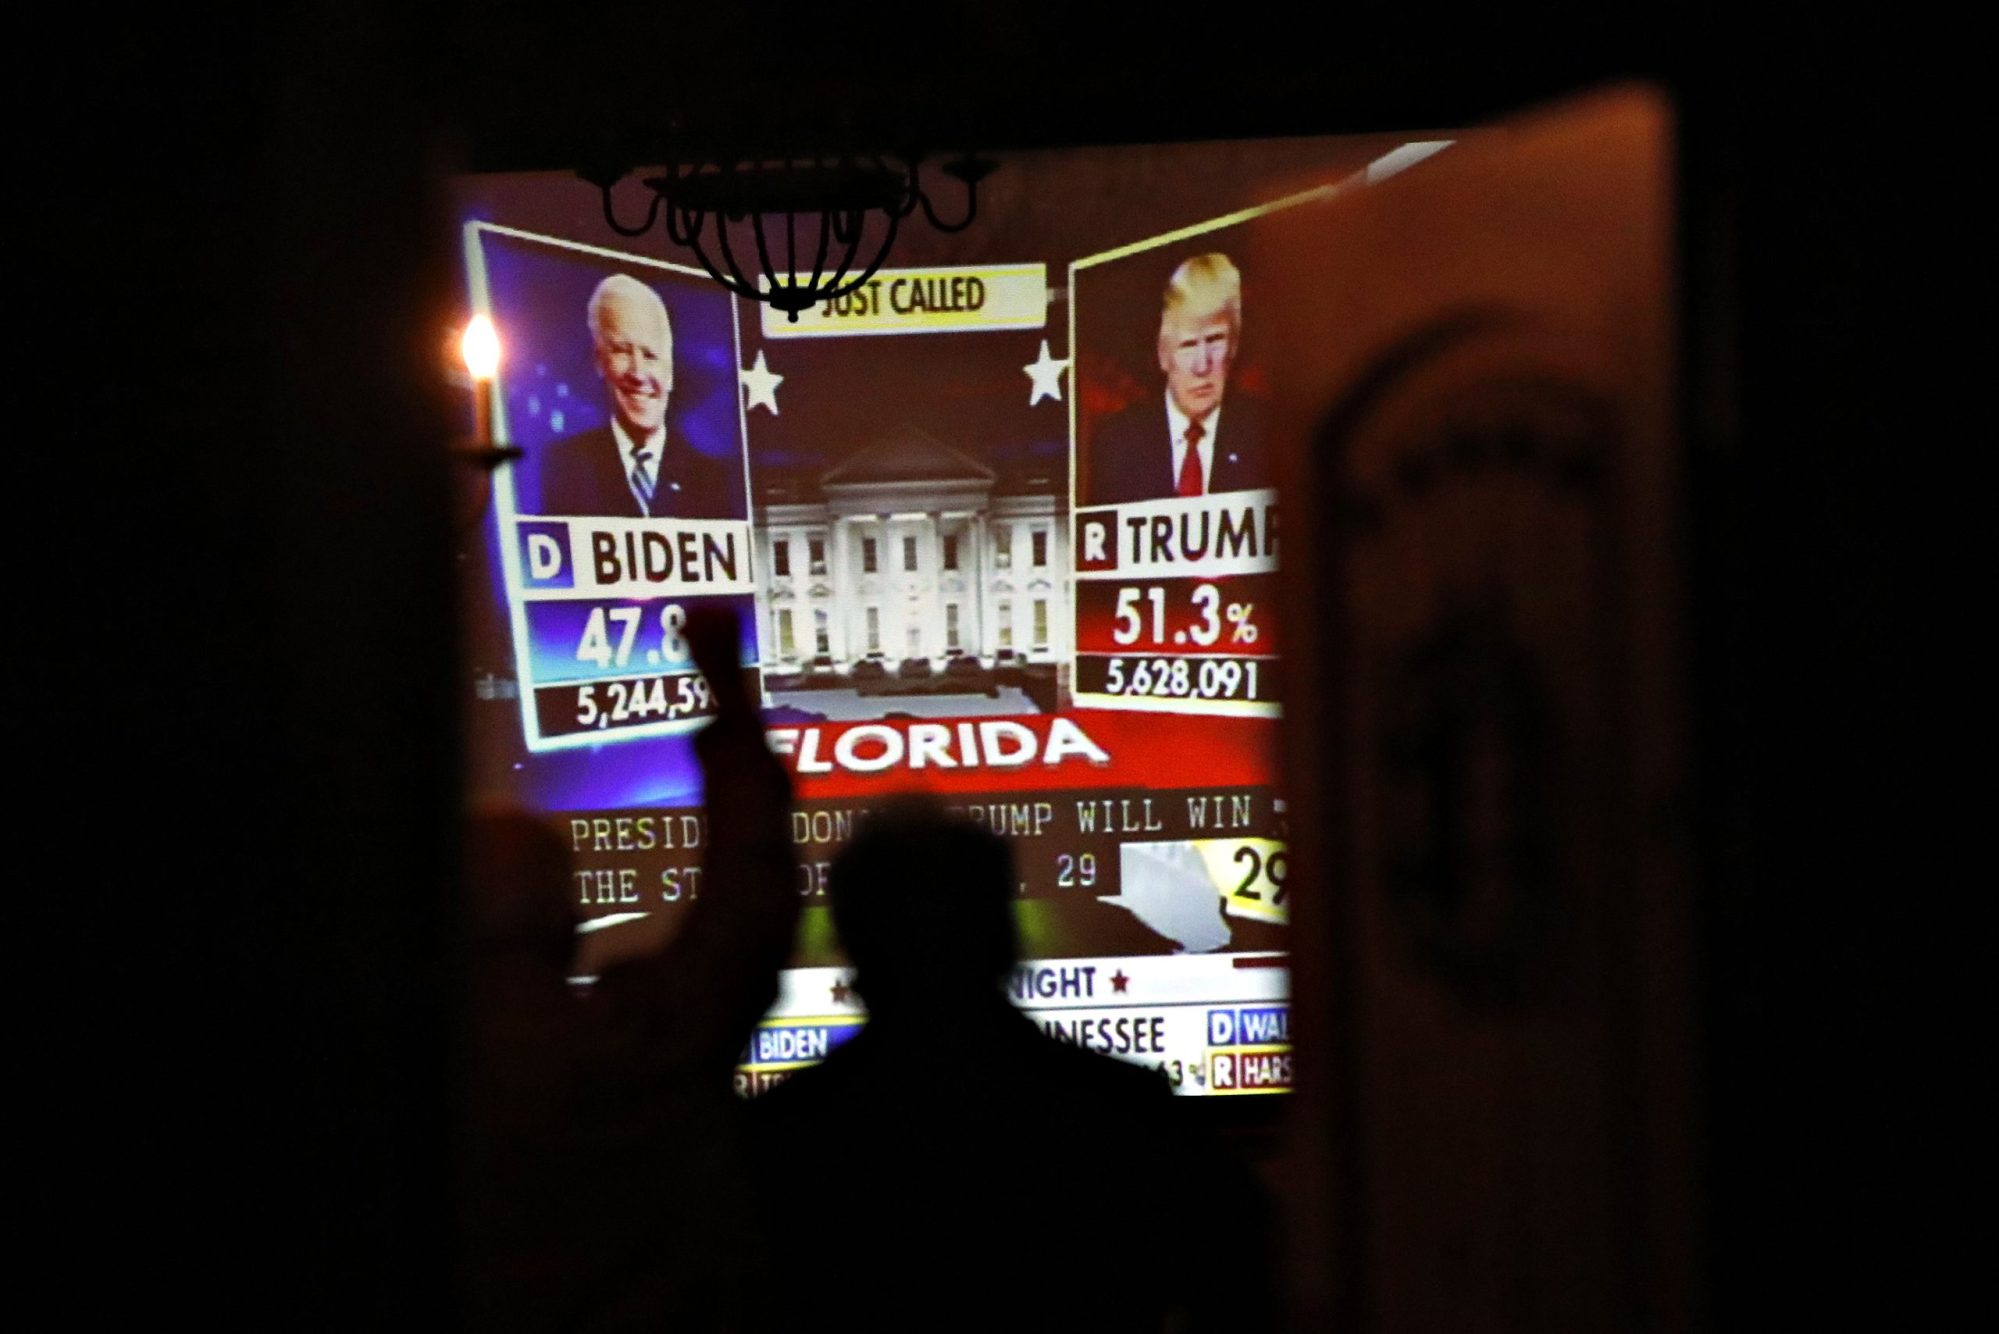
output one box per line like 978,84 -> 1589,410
589,152 -> 995,321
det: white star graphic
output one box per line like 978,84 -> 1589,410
740,350 -> 784,415
1023,339 -> 1069,406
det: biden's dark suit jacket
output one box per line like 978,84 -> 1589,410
528,421 -> 746,520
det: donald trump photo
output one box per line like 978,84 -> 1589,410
1084,253 -> 1269,505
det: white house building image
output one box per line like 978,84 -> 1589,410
753,425 -> 1070,692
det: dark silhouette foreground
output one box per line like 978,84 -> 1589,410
459,622 -> 1269,1331
749,798 -> 1273,1333
460,608 -> 797,1331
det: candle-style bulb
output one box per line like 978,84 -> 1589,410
461,314 -> 501,381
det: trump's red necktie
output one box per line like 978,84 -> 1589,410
1177,419 -> 1205,497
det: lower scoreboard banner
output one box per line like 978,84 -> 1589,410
736,958 -> 1293,1097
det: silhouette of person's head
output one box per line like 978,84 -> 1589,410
829,796 -> 1018,1017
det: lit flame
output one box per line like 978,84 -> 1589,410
460,314 -> 501,381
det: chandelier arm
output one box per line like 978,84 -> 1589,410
831,205 -> 870,245
885,155 -> 924,219
806,201 -> 834,289
818,216 -> 868,294
668,207 -> 761,303
819,209 -> 902,300
682,238 -> 763,303
599,182 -> 663,238
664,202 -> 705,250
917,175 -> 980,233
749,209 -> 788,306
711,212 -> 765,303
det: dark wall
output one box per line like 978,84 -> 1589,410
47,8 -> 461,1325
1680,22 -> 1916,1326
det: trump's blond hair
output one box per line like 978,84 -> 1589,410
1160,253 -> 1241,338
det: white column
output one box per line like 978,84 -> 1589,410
967,512 -> 987,657
882,518 -> 905,660
787,527 -> 807,664
927,513 -> 945,659
829,518 -> 851,663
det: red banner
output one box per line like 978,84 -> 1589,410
773,709 -> 1281,799
1073,574 -> 1280,657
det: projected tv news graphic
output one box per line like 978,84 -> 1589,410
1068,222 -> 1290,720
1071,496 -> 1281,711
457,138 -> 1452,1097
513,518 -> 760,741
737,954 -> 1290,1097
469,226 -> 759,755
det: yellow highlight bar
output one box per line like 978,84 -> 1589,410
1192,837 -> 1289,925
760,264 -> 1046,337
